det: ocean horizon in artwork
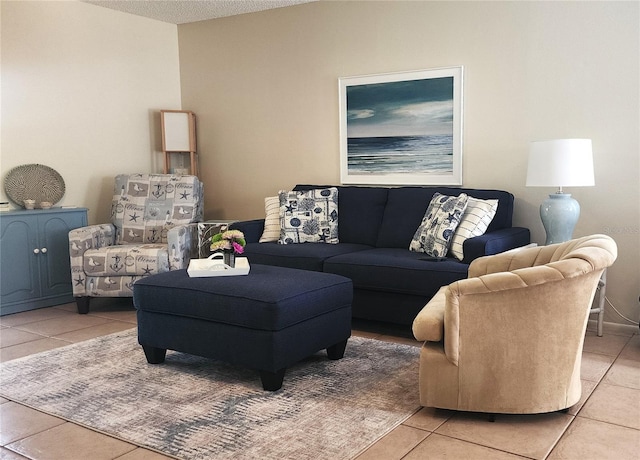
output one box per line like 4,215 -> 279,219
347,134 -> 453,174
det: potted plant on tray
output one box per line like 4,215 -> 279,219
210,229 -> 246,268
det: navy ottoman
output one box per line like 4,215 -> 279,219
133,264 -> 353,391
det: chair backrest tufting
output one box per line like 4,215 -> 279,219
111,174 -> 203,245
468,234 -> 617,278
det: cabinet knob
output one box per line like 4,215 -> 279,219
33,248 -> 40,254
41,248 -> 48,254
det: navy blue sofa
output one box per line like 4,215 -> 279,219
232,185 -> 530,326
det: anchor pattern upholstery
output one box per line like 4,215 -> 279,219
69,174 -> 203,299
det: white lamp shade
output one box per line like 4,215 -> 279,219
526,139 -> 595,187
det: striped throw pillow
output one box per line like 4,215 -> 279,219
449,197 -> 498,260
259,196 -> 281,242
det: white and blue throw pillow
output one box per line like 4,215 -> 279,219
409,192 -> 468,257
278,188 -> 339,244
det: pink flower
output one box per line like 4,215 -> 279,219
211,230 -> 246,254
232,241 -> 245,254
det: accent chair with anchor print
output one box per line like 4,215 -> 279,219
69,174 -> 203,313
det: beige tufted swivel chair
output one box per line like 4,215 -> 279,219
412,234 -> 617,414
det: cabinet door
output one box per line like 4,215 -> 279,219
0,216 -> 40,304
38,213 -> 84,298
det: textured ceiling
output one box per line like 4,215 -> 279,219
84,0 -> 317,24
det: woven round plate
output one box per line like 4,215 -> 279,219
4,164 -> 66,207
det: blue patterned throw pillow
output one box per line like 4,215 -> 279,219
409,193 -> 468,257
278,188 -> 339,244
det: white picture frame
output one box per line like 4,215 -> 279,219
339,67 -> 463,185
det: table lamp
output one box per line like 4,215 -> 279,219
526,139 -> 594,245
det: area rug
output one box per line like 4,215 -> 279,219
0,329 -> 421,459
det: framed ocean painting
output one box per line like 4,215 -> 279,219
339,67 -> 463,185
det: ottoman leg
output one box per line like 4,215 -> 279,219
327,339 -> 348,360
142,345 -> 167,364
260,368 -> 286,391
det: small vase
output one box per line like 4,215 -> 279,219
223,249 -> 235,268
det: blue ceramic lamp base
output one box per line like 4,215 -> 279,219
540,193 -> 581,245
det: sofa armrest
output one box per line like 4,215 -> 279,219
69,224 -> 116,296
231,219 -> 265,243
412,286 -> 448,342
461,227 -> 531,264
69,224 -> 116,255
167,223 -> 199,269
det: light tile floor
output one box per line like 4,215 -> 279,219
1,300 -> 638,459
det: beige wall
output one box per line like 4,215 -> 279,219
178,1 -> 639,326
1,1 -> 637,326
1,0 -> 181,224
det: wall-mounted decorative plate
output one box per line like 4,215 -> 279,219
4,164 -> 66,208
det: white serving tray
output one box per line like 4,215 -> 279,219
187,254 -> 250,277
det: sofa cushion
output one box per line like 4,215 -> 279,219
376,187 -> 438,249
243,241 -> 372,272
279,187 -> 339,244
449,197 -> 498,260
323,248 -> 469,297
293,185 -> 388,246
376,187 -> 515,249
409,193 -> 468,257
134,265 -> 353,331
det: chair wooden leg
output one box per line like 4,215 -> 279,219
76,296 -> 90,314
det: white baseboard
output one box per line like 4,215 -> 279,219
587,319 -> 639,336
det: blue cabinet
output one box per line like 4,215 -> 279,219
0,208 -> 88,315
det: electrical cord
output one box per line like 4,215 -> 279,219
603,296 -> 640,325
